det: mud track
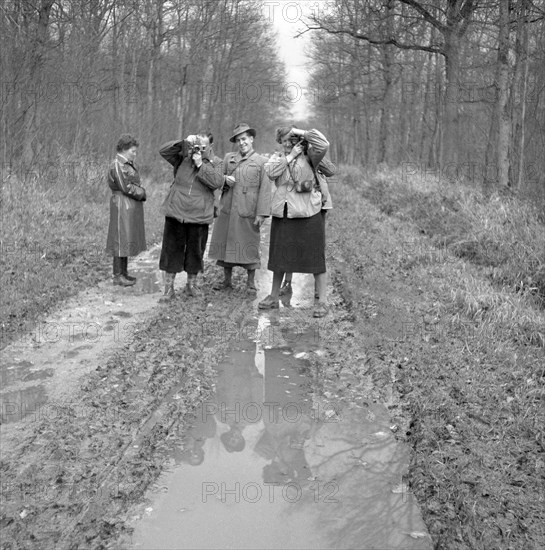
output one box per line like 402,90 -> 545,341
2,181 -> 543,549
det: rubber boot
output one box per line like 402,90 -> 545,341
113,257 -> 135,286
246,269 -> 257,292
186,273 -> 197,296
121,257 -> 136,282
213,267 -> 233,291
159,272 -> 176,302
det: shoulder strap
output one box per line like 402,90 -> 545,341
225,151 -> 256,175
287,155 -> 319,187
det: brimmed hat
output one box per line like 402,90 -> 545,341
229,122 -> 256,143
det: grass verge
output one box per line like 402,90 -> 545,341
347,165 -> 545,308
329,167 -> 545,549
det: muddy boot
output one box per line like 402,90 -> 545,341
113,257 -> 135,286
213,267 -> 233,291
121,257 -> 136,282
246,269 -> 257,292
159,272 -> 176,302
185,273 -> 197,297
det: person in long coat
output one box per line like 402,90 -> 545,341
208,123 -> 271,292
105,134 -> 147,286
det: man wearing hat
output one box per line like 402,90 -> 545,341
208,123 -> 271,291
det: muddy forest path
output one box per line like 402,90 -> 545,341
1,174 -> 543,550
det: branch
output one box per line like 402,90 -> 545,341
302,24 -> 444,56
397,0 -> 447,33
458,0 -> 477,35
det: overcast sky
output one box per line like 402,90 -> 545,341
264,0 -> 314,120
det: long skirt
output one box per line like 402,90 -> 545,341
267,210 -> 326,274
106,193 -> 146,257
159,216 -> 209,274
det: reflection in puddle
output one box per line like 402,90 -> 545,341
130,329 -> 431,549
63,344 -> 94,359
0,385 -> 48,424
112,311 -> 133,318
0,246 -> 164,426
129,269 -> 162,295
0,361 -> 54,386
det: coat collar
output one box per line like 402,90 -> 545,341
230,150 -> 255,162
117,153 -> 135,168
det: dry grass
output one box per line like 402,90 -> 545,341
329,167 -> 545,549
355,165 -> 545,307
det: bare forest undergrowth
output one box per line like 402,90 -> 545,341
1,166 -> 544,550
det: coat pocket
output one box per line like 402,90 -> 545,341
241,164 -> 260,184
237,184 -> 259,218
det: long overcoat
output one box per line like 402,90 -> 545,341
208,150 -> 271,267
105,154 -> 146,257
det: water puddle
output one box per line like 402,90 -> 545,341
0,385 -> 48,424
128,323 -> 431,549
0,246 -> 166,433
129,269 -> 163,295
0,360 -> 53,386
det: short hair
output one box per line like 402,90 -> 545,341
116,134 -> 139,152
196,131 -> 213,145
276,126 -> 293,144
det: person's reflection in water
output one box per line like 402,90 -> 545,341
259,424 -> 312,484
214,342 -> 263,453
220,427 -> 245,453
173,404 -> 217,466
255,349 -> 315,485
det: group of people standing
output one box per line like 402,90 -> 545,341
105,122 -> 335,318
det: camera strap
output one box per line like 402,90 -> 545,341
225,150 -> 256,176
286,156 -> 318,192
286,159 -> 297,192
221,151 -> 256,195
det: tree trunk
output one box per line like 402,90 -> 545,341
497,0 -> 511,188
442,27 -> 461,167
21,0 -> 54,164
378,0 -> 394,164
513,0 -> 530,190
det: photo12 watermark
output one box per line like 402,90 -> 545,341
262,1 -> 338,24
0,400 -> 124,425
199,400 -> 343,425
401,161 -> 539,185
200,81 -> 338,105
401,77 -> 542,105
202,480 -> 340,504
0,320 -> 141,347
1,159 -> 106,185
1,80 -> 139,105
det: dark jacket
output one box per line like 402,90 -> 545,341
107,154 -> 146,200
105,154 -> 146,256
159,140 -> 224,224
